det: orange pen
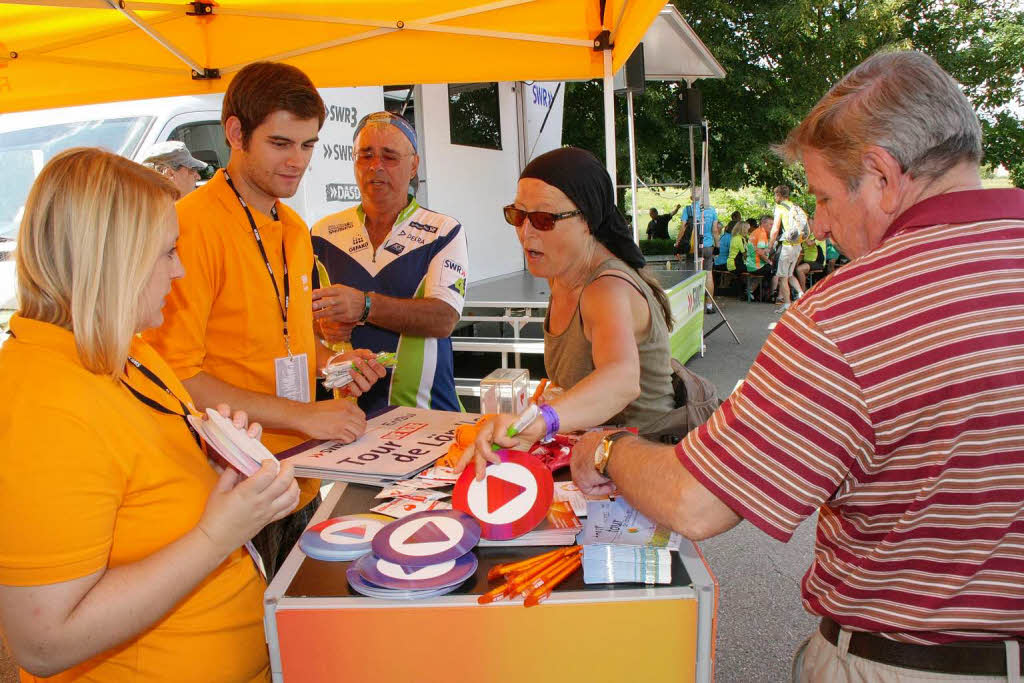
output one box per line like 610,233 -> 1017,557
478,580 -> 512,605
524,556 -> 582,607
502,551 -> 572,597
486,546 -> 578,582
481,552 -> 566,605
512,553 -> 579,599
529,378 -> 549,405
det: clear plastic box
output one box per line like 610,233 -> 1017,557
479,368 -> 530,415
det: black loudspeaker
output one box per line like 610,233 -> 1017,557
677,87 -> 703,126
614,44 -> 645,95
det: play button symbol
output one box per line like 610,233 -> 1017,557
332,525 -> 366,539
371,511 -> 480,567
452,451 -> 554,540
487,475 -> 527,513
406,521 -> 449,545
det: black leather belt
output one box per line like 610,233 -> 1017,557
820,617 -> 1023,676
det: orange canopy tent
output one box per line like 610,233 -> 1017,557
0,0 -> 666,179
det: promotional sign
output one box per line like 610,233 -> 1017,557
279,406 -> 479,484
521,80 -> 564,163
285,86 -> 385,224
452,451 -> 554,540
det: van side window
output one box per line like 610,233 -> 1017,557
448,83 -> 502,150
168,122 -> 229,179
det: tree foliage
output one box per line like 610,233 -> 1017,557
563,0 -> 1024,193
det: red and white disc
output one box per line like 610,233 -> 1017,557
299,514 -> 392,561
452,450 -> 554,540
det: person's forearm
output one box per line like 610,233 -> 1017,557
364,294 -> 459,339
549,362 -> 640,433
14,528 -> 230,677
183,371 -> 303,434
606,436 -> 739,540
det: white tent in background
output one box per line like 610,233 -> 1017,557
615,5 -> 726,244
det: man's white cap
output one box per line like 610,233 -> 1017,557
140,140 -> 207,170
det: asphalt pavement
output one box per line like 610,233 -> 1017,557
686,288 -> 819,683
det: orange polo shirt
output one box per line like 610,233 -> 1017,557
0,315 -> 268,682
144,169 -> 319,507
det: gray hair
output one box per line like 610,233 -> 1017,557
142,160 -> 174,174
779,50 -> 982,189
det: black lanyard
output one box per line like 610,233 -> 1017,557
222,170 -> 292,355
122,355 -> 202,450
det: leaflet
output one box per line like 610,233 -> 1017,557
577,497 -> 682,549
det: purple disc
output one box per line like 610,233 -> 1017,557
354,551 -> 478,591
345,565 -> 461,600
371,509 -> 480,567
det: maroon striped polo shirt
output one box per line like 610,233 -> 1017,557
679,188 -> 1024,644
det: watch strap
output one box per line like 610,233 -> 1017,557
358,291 -> 372,323
595,429 -> 632,475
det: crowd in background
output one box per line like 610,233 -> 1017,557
659,200 -> 848,309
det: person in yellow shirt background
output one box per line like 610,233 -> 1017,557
725,220 -> 754,301
795,222 -> 825,293
0,147 -> 298,681
143,62 -> 386,580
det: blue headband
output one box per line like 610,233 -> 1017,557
353,111 -> 418,154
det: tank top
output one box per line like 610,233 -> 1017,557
544,258 -> 675,435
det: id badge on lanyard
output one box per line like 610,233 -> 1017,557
223,171 -> 309,403
275,352 -> 310,403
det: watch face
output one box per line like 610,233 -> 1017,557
594,438 -> 611,473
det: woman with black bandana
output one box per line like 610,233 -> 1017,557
457,147 -> 676,473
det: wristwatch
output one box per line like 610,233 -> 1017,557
594,430 -> 632,476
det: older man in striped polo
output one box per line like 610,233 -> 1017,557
571,50 -> 1024,682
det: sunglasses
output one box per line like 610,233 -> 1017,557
503,205 -> 583,231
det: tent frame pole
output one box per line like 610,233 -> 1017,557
688,123 -> 698,265
627,89 -> 639,242
602,48 -> 616,202
103,0 -> 206,75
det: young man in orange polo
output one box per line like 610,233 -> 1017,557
145,62 -> 382,579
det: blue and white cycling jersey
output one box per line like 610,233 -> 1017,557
311,199 -> 468,413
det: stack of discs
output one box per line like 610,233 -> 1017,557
346,510 -> 481,599
299,514 -> 392,562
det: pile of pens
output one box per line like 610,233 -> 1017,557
478,546 -> 582,607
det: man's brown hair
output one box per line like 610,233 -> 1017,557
222,62 -> 325,147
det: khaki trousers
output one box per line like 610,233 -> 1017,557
792,630 -> 1021,683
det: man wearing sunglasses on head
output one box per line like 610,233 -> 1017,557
310,112 -> 468,413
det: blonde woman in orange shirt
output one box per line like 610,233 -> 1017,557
0,148 -> 297,681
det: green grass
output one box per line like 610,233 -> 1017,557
626,186 -> 776,240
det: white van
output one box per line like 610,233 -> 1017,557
0,82 -> 564,329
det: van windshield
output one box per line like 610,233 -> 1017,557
0,115 -> 152,328
0,116 -> 153,241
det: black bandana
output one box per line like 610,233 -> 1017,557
520,147 -> 645,269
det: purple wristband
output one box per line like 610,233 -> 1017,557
538,404 -> 560,441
